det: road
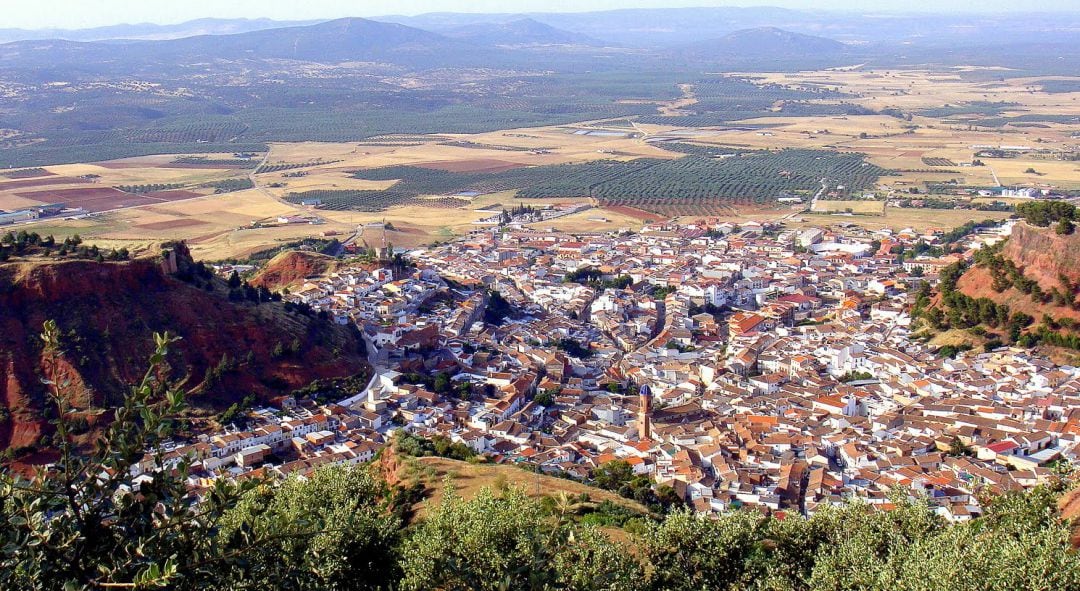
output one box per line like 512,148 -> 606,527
807,178 -> 829,213
247,150 -> 271,198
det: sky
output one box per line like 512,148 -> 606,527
2,0 -> 1077,30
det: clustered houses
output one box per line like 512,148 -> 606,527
151,216 -> 1080,521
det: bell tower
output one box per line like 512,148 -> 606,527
638,384 -> 652,441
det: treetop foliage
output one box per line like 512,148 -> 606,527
1016,200 -> 1076,227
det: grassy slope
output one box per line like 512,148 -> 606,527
402,456 -> 648,521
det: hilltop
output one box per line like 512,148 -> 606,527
249,250 -> 339,292
0,243 -> 369,464
956,222 -> 1080,324
377,452 -> 649,523
919,213 -> 1080,359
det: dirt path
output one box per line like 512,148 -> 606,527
657,83 -> 698,116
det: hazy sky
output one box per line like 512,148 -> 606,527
4,0 -> 1077,30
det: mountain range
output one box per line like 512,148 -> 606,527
0,16 -> 856,73
0,7 -> 1076,57
0,17 -> 320,44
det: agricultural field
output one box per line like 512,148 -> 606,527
796,205 -> 1013,233
811,199 -> 886,215
282,148 -> 887,215
5,68 -> 1077,258
0,158 -> 248,214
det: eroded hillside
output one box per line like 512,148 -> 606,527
0,243 -> 368,464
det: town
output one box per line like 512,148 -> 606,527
143,214 -> 1080,522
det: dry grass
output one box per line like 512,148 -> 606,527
986,159 -> 1080,189
402,456 -> 648,521
48,162 -> 243,186
928,329 -> 983,349
796,206 -> 1011,233
526,207 -> 646,233
811,200 -> 885,215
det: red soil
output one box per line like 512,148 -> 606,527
0,176 -> 90,190
160,162 -> 252,169
957,267 -> 1080,323
249,250 -> 337,291
0,244 -> 369,466
15,187 -> 137,211
12,187 -> 199,213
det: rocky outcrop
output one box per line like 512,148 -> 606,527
0,243 -> 368,464
249,250 -> 337,291
1003,222 -> 1080,291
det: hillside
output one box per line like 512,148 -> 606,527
443,18 -> 600,47
0,243 -> 369,463
0,17 -> 323,44
1002,221 -> 1080,290
926,221 -> 1080,358
1060,487 -> 1080,547
0,17 -> 494,70
379,453 -> 649,522
682,27 -> 846,58
955,222 -> 1080,322
249,250 -> 338,292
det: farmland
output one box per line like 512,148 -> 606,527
810,199 -> 886,215
283,149 -> 888,215
796,205 -> 1013,233
2,67 -> 1076,259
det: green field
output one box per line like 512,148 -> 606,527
286,149 -> 888,214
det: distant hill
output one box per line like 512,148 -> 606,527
682,27 -> 847,59
0,17 -> 496,71
0,243 -> 369,465
380,8 -> 1080,49
163,17 -> 484,64
0,17 -> 322,44
378,7 -> 808,48
442,18 -> 601,47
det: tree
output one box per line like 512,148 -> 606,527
639,509 -> 762,591
0,322 -> 261,590
216,466 -> 402,590
400,484 -> 640,591
593,460 -> 635,491
534,390 -> 555,407
0,322 -> 406,591
1057,218 -> 1075,236
227,270 -> 242,289
432,372 -> 451,394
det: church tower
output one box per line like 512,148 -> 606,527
638,384 -> 652,441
